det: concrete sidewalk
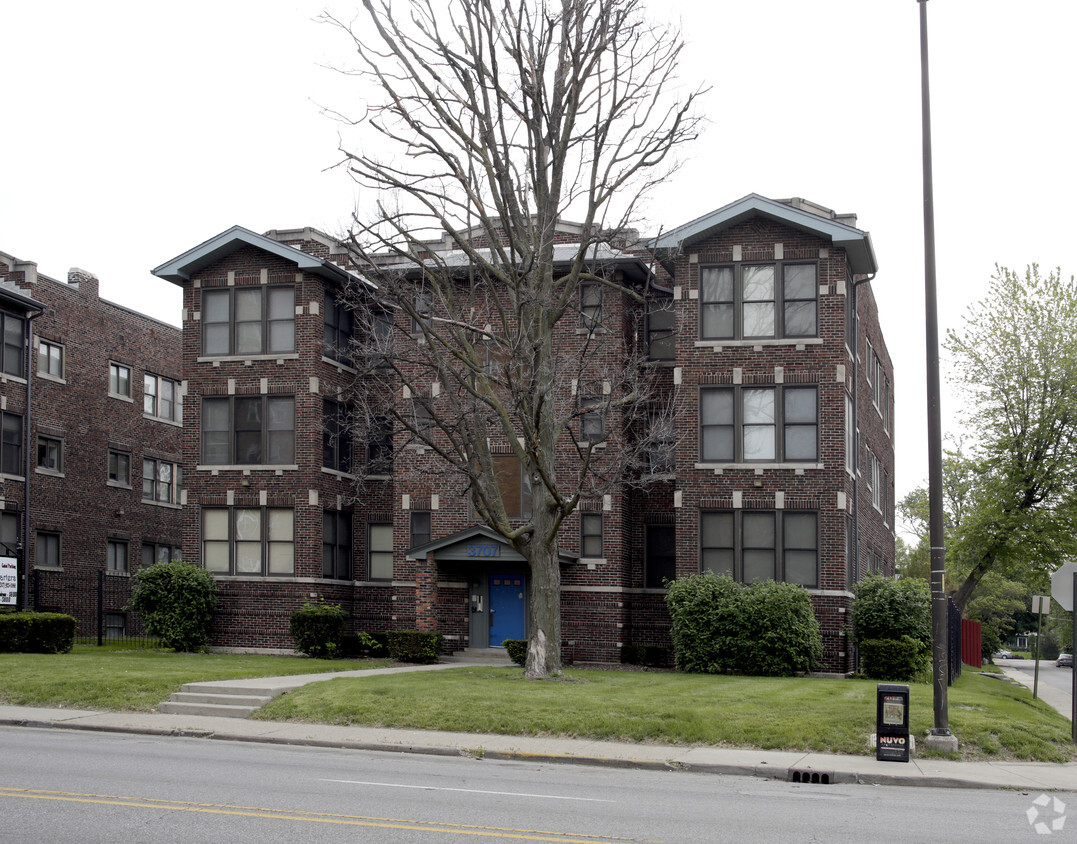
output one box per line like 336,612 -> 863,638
2,662 -> 1074,793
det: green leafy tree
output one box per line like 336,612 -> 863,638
130,562 -> 218,652
943,265 -> 1077,611
851,574 -> 931,648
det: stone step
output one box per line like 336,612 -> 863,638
447,648 -> 515,665
168,691 -> 274,708
181,682 -> 281,698
156,700 -> 259,718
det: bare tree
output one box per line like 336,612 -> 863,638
327,0 -> 702,677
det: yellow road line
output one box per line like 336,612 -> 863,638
0,787 -> 650,843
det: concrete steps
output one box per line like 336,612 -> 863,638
445,648 -> 515,666
157,683 -> 280,718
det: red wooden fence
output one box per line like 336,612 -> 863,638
961,618 -> 982,668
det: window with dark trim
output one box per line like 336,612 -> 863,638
144,373 -> 182,423
645,411 -> 675,475
411,290 -> 432,334
106,612 -> 126,639
492,455 -> 532,519
647,295 -> 675,360
579,283 -> 603,331
109,450 -> 131,486
410,511 -> 431,550
370,307 -> 395,368
366,416 -> 394,475
322,399 -> 352,473
323,511 -> 352,580
412,397 -> 433,441
202,396 -> 295,465
368,523 -> 393,580
700,385 -> 818,462
324,292 -> 353,365
580,512 -> 603,558
37,339 -> 63,378
202,285 -> 295,356
107,539 -> 128,573
143,457 -> 181,504
1,313 -> 25,378
579,396 -> 604,444
1,412 -> 23,476
141,542 -> 181,568
700,263 -> 818,340
644,524 -> 675,588
701,510 -> 818,587
36,435 -> 62,473
203,507 -> 295,576
1,511 -> 19,557
109,362 -> 131,398
36,531 -> 59,568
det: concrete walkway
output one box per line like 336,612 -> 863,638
2,661 -> 1074,793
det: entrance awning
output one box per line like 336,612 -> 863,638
405,525 -> 577,565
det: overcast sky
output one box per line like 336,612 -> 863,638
2,0 -> 1074,509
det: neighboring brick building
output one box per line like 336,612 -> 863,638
151,193 -> 895,673
0,252 -> 183,636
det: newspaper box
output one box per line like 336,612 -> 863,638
876,683 -> 910,762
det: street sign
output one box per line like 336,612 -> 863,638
1032,595 -> 1051,615
1050,562 -> 1077,611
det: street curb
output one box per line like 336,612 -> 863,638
0,715 -> 1029,791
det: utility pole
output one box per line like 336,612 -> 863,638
917,0 -> 958,752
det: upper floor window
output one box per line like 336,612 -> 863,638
202,286 -> 295,357
107,539 -> 128,573
579,283 -> 603,331
645,411 -> 675,475
109,449 -> 131,486
322,399 -> 353,474
36,435 -> 63,473
492,454 -> 532,519
110,362 -> 132,398
202,396 -> 295,466
701,510 -> 818,587
579,396 -> 604,444
36,531 -> 60,568
700,385 -> 818,463
37,340 -> 63,379
369,307 -> 395,367
324,292 -> 353,365
323,511 -> 352,580
411,290 -> 432,334
203,506 -> 294,576
1,412 -> 23,476
1,313 -> 26,378
700,263 -> 817,340
647,296 -> 675,360
368,523 -> 394,580
410,511 -> 431,550
366,416 -> 394,475
143,457 -> 181,505
1,511 -> 19,557
144,374 -> 182,423
580,512 -> 603,558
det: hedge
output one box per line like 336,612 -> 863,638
129,562 -> 218,652
386,630 -> 443,663
290,602 -> 349,659
851,574 -> 931,647
0,612 -> 77,653
859,636 -> 930,681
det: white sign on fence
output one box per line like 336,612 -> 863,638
0,556 -> 17,606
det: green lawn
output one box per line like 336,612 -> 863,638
0,646 -> 388,711
254,666 -> 1076,763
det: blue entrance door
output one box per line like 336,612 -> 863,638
489,573 -> 526,646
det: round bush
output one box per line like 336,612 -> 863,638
851,574 -> 931,647
290,602 -> 349,658
130,562 -> 218,652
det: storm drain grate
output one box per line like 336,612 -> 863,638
788,768 -> 834,784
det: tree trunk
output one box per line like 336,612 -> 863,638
524,465 -> 563,678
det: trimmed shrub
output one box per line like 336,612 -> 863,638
386,630 -> 443,663
129,562 -> 218,652
290,602 -> 349,659
339,631 -> 389,659
859,636 -> 930,681
0,612 -> 77,653
620,644 -> 671,668
666,573 -> 822,676
503,639 -> 528,665
851,574 -> 931,648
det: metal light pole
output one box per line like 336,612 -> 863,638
917,0 -> 956,749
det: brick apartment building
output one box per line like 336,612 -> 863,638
0,253 -> 182,637
149,193 -> 895,673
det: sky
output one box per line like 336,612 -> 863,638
2,0 -> 1075,510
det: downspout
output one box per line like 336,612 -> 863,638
849,272 -> 876,590
22,308 -> 43,609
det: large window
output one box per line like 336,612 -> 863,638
324,292 -> 353,364
202,285 -> 295,356
1,412 -> 23,476
37,339 -> 63,378
202,396 -> 295,465
647,295 -> 675,360
368,523 -> 394,580
700,386 -> 818,463
144,374 -> 182,423
701,510 -> 818,587
700,263 -> 817,340
644,524 -> 675,588
323,511 -> 352,580
322,400 -> 352,473
109,362 -> 132,398
107,539 -> 128,573
581,513 -> 603,559
1,313 -> 25,378
203,507 -> 295,576
143,457 -> 181,504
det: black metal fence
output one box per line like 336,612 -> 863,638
947,597 -> 961,685
33,568 -> 160,647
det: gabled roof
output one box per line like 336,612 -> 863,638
406,524 -> 578,565
650,193 -> 878,275
152,225 -> 372,288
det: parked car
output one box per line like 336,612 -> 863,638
1057,653 -> 1073,668
992,650 -> 1015,660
